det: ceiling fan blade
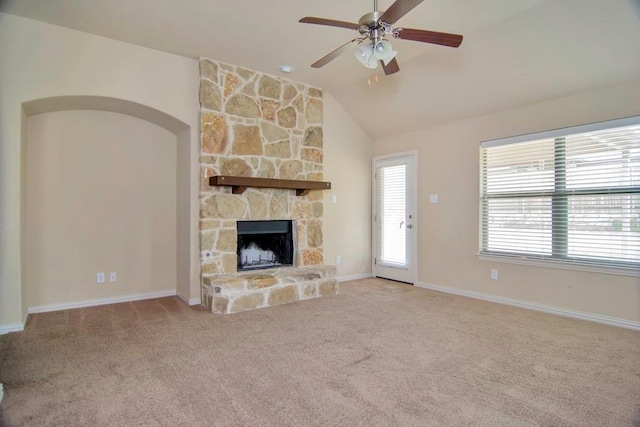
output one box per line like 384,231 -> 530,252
299,17 -> 359,31
311,39 -> 360,68
393,28 -> 463,48
379,0 -> 424,24
381,58 -> 400,75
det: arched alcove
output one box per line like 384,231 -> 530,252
21,96 -> 193,311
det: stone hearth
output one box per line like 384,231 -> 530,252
202,265 -> 338,314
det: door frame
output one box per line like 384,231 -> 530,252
371,150 -> 418,284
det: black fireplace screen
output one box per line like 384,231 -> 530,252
237,220 -> 294,271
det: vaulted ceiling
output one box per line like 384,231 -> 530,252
2,0 -> 640,139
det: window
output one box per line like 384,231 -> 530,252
480,117 -> 640,275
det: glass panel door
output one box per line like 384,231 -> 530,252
373,153 -> 416,284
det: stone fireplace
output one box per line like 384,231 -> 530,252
198,58 -> 338,313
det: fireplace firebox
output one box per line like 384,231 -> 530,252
237,220 -> 294,271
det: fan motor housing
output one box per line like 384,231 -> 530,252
358,11 -> 391,37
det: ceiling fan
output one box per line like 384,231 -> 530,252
299,0 -> 463,75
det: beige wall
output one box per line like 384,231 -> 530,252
374,80 -> 640,323
0,12 -> 201,327
323,94 -> 373,279
25,110 -> 177,307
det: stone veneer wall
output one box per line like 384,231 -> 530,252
198,58 -> 325,282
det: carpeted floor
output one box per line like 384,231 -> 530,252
1,278 -> 639,426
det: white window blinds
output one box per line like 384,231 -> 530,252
480,117 -> 640,274
376,164 -> 407,267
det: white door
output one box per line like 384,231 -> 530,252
372,152 -> 417,284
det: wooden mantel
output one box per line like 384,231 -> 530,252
209,176 -> 332,196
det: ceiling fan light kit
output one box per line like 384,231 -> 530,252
299,0 -> 463,76
354,44 -> 378,69
374,40 -> 398,65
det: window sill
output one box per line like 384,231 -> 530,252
477,253 -> 640,277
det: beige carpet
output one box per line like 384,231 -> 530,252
1,278 -> 639,426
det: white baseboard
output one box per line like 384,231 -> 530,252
0,323 -> 24,335
337,273 -> 373,282
177,293 -> 201,306
27,290 -> 177,315
416,282 -> 640,331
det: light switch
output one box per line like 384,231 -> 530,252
429,194 -> 439,203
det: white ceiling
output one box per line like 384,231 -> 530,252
2,0 -> 640,139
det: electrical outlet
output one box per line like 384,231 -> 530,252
336,255 -> 341,265
490,269 -> 498,280
97,272 -> 105,284
331,194 -> 337,204
109,272 -> 117,282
